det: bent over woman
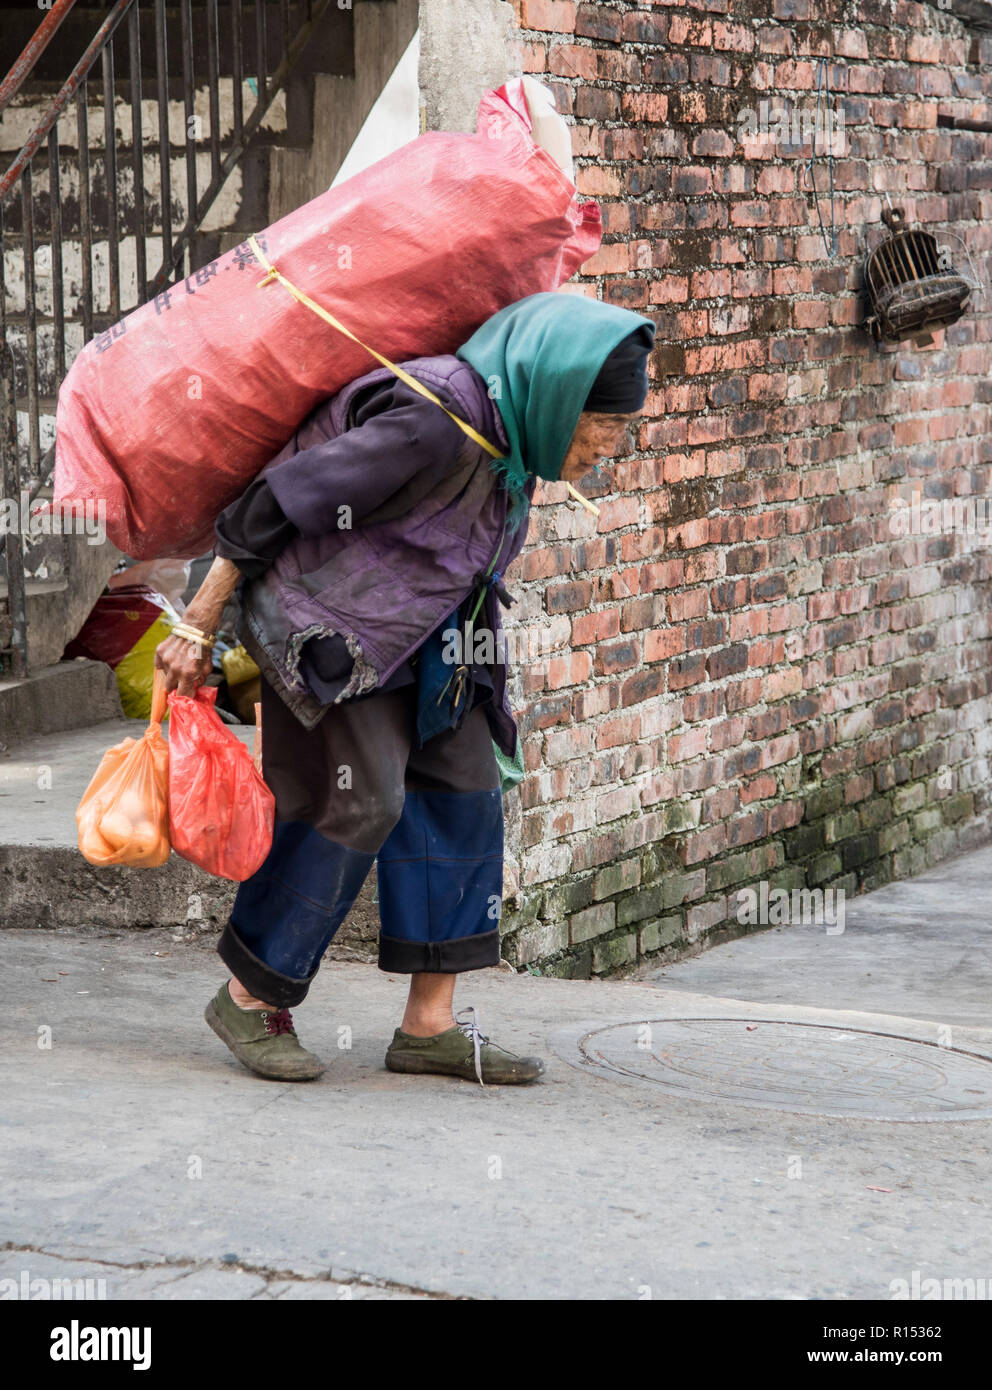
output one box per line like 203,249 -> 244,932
156,291 -> 655,1085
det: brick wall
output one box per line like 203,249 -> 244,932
498,0 -> 992,976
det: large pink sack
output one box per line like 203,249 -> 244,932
54,81 -> 601,560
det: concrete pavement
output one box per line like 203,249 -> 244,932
0,715 -> 380,946
1,844 -> 991,1300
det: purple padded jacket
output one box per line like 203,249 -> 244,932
226,354 -> 533,755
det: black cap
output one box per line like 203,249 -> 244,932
583,323 -> 654,413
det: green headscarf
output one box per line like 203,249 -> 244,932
456,291 -> 655,525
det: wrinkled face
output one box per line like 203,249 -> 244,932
560,411 -> 635,483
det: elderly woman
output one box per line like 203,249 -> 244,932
156,291 -> 654,1085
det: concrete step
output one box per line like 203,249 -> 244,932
0,148 -> 266,251
0,715 -> 377,952
0,715 -> 248,932
0,659 -> 123,746
0,576 -> 70,670
1,513 -> 123,669
0,82 -> 289,159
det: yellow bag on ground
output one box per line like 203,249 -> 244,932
114,610 -> 177,718
221,644 -> 260,688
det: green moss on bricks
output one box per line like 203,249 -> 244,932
592,934 -> 638,974
638,915 -> 682,955
540,877 -> 595,924
544,949 -> 592,980
617,885 -> 664,927
808,851 -> 843,885
705,849 -> 760,893
860,861 -> 894,894
893,844 -> 928,878
509,920 -> 569,967
508,783 -> 982,981
911,807 -> 943,838
802,784 -> 845,822
926,827 -> 958,865
510,888 -> 543,929
944,792 -> 974,824
824,810 -> 861,844
893,784 -> 926,816
592,858 -> 641,901
841,832 -> 878,871
767,865 -> 807,894
569,902 -> 616,944
640,848 -> 662,880
663,800 -> 702,834
859,798 -> 893,831
878,820 -> 911,855
784,822 -> 826,860
660,871 -> 703,910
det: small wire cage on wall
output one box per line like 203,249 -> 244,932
863,207 -> 971,346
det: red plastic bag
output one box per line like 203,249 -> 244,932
167,686 -> 275,881
76,670 -> 171,867
54,80 -> 601,559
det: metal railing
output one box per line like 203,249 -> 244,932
0,0 -> 333,677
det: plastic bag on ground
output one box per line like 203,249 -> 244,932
221,643 -> 261,688
221,643 -> 262,722
53,79 -> 602,559
76,671 -> 171,867
64,584 -> 181,719
167,685 -> 275,881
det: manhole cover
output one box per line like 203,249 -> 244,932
550,1018 -> 992,1122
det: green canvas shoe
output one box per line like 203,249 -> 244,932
204,982 -> 325,1081
385,1006 -> 544,1086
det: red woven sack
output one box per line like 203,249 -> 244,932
54,81 -> 601,559
167,686 -> 275,882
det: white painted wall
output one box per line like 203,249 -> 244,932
329,30 -> 420,188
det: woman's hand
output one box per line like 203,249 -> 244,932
155,556 -> 242,696
155,631 -> 215,697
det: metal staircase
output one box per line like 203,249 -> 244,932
0,0 -> 416,699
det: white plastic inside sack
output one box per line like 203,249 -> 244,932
519,77 -> 574,183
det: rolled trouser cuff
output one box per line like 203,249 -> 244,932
377,927 -> 501,974
217,917 -> 319,1008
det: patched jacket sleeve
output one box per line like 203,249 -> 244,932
214,378 -> 471,577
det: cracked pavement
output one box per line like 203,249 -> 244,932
2,844 -> 991,1300
0,1246 -> 436,1299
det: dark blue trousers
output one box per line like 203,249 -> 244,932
217,680 -> 503,1007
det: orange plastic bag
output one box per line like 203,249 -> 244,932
76,670 -> 171,867
167,686 -> 275,882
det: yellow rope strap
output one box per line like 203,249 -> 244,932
247,233 -> 504,460
246,234 -> 600,517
